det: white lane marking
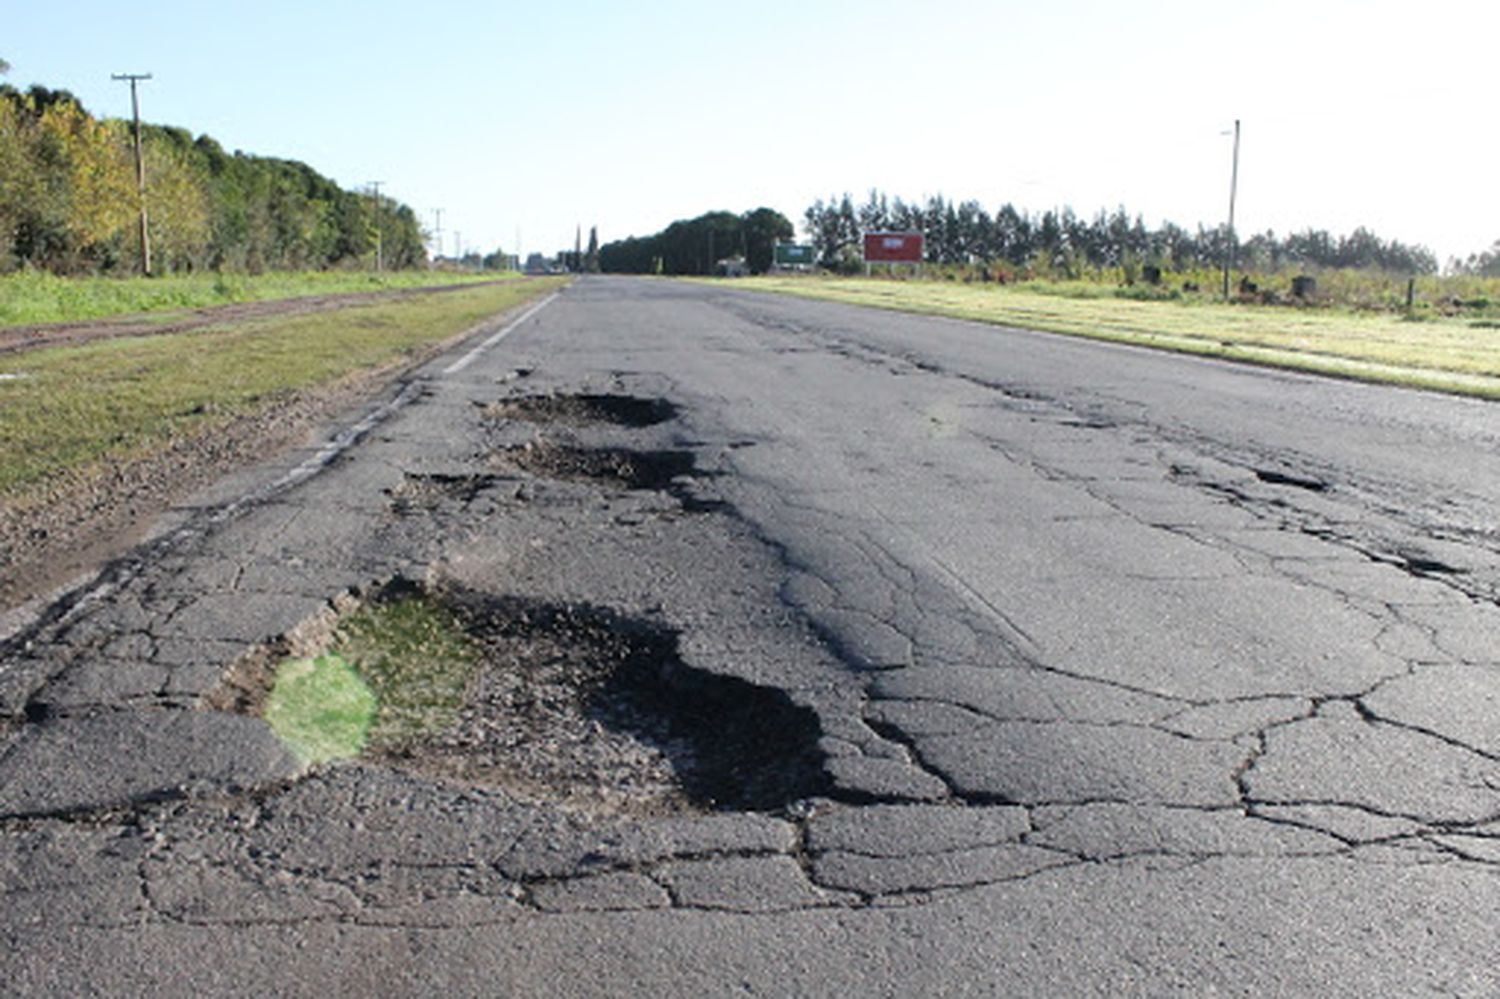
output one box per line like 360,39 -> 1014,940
443,292 -> 558,375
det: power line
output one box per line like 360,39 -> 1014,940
111,72 -> 152,276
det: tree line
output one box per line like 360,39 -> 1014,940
1454,241 -> 1500,277
0,83 -> 425,275
598,208 -> 794,275
804,191 -> 1442,277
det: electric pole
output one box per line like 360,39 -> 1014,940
433,208 -> 444,263
368,182 -> 384,271
111,73 -> 153,276
1222,118 -> 1241,300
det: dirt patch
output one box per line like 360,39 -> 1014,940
213,580 -> 830,815
483,393 -> 678,428
0,280 -> 514,358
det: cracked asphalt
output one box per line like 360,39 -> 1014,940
2,275 -> 1498,995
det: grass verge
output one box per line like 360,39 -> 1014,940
733,275 -> 1500,400
0,269 -> 510,327
0,277 -> 565,500
263,593 -> 480,765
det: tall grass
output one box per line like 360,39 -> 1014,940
0,269 -> 509,327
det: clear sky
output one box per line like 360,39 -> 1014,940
4,0 -> 1494,265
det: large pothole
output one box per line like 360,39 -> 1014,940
491,441 -> 726,513
492,441 -> 696,490
483,393 -> 678,428
212,580 -> 828,815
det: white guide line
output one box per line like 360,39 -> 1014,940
443,292 -> 559,375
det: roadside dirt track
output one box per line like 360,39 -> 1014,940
0,279 -> 507,357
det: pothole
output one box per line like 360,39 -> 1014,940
483,393 -> 678,428
1253,468 -> 1329,493
210,579 -> 828,815
491,441 -> 725,512
386,472 -> 501,514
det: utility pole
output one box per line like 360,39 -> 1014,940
432,208 -> 443,263
111,73 -> 153,276
368,182 -> 384,271
1222,118 -> 1241,300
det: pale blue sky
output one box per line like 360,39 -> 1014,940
4,0 -> 1494,264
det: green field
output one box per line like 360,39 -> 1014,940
0,277 -> 565,499
0,268 -> 508,327
736,275 -> 1500,399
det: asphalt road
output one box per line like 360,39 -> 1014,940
2,275 -> 1498,995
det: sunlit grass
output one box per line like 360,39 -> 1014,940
735,275 -> 1500,399
263,593 -> 481,765
332,594 -> 480,753
0,268 -> 511,327
0,277 -> 566,498
264,654 -> 377,765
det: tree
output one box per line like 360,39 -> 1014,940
741,207 -> 793,274
585,225 -> 599,272
804,194 -> 859,267
0,79 -> 430,274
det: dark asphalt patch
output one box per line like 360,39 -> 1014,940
483,393 -> 679,428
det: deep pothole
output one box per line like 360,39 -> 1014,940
210,579 -> 828,815
493,441 -> 696,490
490,440 -> 726,512
483,393 -> 679,428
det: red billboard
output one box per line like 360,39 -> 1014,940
864,231 -> 924,263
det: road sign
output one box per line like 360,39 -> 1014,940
774,244 -> 815,266
864,232 -> 924,263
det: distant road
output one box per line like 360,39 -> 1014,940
3,275 -> 1497,994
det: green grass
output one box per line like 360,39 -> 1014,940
263,654 -> 378,765
733,275 -> 1500,400
331,594 -> 480,753
263,594 -> 481,764
0,277 -> 566,499
0,268 -> 510,327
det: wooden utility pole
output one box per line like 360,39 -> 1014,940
111,73 -> 153,276
1222,118 -> 1240,300
368,182 -> 384,271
